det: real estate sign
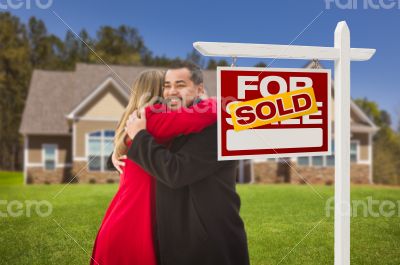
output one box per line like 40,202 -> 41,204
217,67 -> 331,160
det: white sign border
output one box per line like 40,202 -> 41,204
216,66 -> 332,161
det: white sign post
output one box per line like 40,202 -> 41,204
194,21 -> 375,265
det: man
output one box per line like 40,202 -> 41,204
114,61 -> 249,265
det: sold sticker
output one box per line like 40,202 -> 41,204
229,87 -> 318,131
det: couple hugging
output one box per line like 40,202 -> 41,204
90,61 -> 249,265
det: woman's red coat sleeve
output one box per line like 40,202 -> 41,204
145,98 -> 217,144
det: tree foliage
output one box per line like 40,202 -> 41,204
206,58 -> 229,69
254,61 -> 267,67
0,12 -> 185,170
354,97 -> 400,184
0,12 -> 31,170
92,25 -> 148,65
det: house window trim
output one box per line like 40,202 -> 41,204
85,130 -> 114,172
42,144 -> 58,171
350,139 -> 360,163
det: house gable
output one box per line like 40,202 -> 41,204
304,60 -> 378,131
77,84 -> 127,120
67,77 -> 129,120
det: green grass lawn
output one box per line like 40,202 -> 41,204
0,170 -> 23,185
0,172 -> 399,264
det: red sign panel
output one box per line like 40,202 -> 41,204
217,67 -> 331,160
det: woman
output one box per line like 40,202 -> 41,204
90,70 -> 216,265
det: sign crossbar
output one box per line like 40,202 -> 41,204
194,41 -> 375,61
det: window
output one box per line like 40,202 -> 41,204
296,139 -> 358,167
350,141 -> 358,162
326,155 -> 335,166
88,137 -> 101,171
87,130 -> 115,171
312,156 -> 323,166
43,144 -> 57,170
297,157 -> 310,166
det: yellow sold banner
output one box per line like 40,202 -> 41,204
229,87 -> 318,131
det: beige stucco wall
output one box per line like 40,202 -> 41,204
74,120 -> 118,158
77,84 -> 127,119
27,135 -> 72,164
352,132 -> 369,161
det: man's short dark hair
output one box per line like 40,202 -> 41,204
169,61 -> 203,85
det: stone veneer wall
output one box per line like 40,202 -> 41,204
27,167 -> 72,184
349,164 -> 371,184
27,161 -> 370,185
253,162 -> 280,183
72,161 -> 120,184
290,163 -> 370,185
27,162 -> 120,184
253,162 -> 371,185
290,165 -> 335,185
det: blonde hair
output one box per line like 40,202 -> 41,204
114,70 -> 164,158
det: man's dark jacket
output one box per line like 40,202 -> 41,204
111,123 -> 249,265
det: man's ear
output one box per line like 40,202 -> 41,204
197,83 -> 205,95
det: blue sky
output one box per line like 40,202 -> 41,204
7,0 -> 400,128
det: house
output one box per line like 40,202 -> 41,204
19,63 -> 217,184
19,61 -> 378,184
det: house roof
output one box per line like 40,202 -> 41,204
19,70 -> 76,135
19,61 -> 376,135
66,77 -> 129,119
19,63 -> 217,135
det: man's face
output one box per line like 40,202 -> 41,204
163,68 -> 204,110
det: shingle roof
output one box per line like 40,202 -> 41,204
19,70 -> 76,135
19,63 -> 217,135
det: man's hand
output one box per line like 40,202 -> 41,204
112,152 -> 126,174
125,109 -> 146,140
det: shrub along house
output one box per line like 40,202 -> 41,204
19,61 -> 378,184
